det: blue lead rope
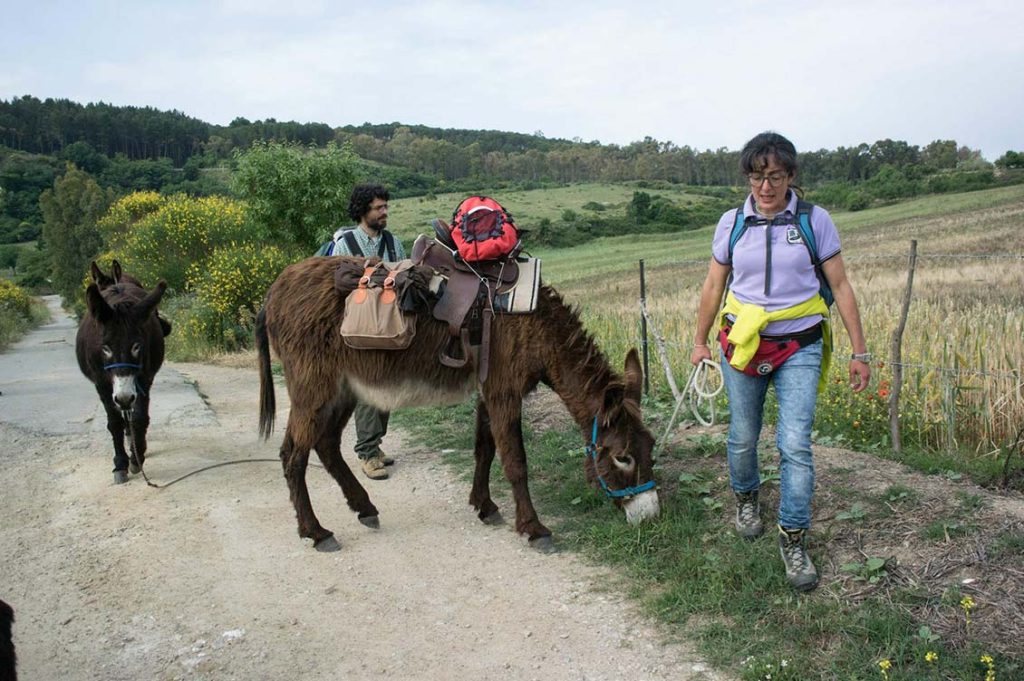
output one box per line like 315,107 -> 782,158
585,417 -> 657,499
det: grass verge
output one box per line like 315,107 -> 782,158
391,397 -> 1023,680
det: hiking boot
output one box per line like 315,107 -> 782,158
734,490 -> 763,539
778,525 -> 819,592
361,456 -> 389,480
378,450 -> 395,466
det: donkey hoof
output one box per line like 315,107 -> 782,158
314,535 -> 341,553
358,514 -> 380,529
129,461 -> 141,474
481,510 -> 505,526
113,470 -> 128,484
528,535 -> 556,554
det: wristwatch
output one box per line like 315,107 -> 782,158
850,352 -> 872,362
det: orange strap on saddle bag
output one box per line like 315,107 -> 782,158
340,262 -> 416,349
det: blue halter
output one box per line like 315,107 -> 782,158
103,362 -> 147,397
585,417 -> 657,499
103,362 -> 142,371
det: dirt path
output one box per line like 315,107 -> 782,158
0,302 -> 723,680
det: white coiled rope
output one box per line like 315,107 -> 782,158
656,359 -> 724,453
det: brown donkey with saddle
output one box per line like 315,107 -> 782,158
256,206 -> 660,553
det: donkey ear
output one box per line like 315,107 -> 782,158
89,261 -> 103,284
623,348 -> 643,404
600,383 -> 624,427
86,284 -> 112,323
112,260 -> 123,282
135,280 -> 167,318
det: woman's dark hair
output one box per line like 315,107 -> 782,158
347,183 -> 390,222
740,131 -> 799,177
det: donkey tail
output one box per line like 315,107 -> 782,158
255,306 -> 276,439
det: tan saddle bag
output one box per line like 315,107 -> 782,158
340,261 -> 416,349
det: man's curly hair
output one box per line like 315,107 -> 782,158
347,183 -> 390,223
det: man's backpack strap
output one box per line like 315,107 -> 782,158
341,230 -> 364,257
382,231 -> 397,262
341,229 -> 396,261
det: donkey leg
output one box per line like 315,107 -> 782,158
98,389 -> 130,483
280,417 -> 338,551
469,399 -> 502,524
313,399 -> 380,528
486,396 -> 553,551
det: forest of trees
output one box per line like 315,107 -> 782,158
2,94 -> 1021,246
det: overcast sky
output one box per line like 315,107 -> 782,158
3,0 -> 1021,161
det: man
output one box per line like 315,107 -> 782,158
331,183 -> 407,480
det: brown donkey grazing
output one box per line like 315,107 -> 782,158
257,256 -> 660,552
76,262 -> 168,484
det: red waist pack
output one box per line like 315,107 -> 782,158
719,323 -> 822,377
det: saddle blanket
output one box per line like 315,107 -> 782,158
494,257 -> 541,314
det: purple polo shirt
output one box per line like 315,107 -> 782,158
712,191 -> 841,336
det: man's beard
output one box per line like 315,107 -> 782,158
366,217 -> 387,232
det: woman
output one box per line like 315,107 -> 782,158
690,131 -> 870,592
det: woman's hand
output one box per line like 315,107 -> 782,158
691,343 -> 713,366
849,358 -> 871,392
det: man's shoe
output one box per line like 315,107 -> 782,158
734,491 -> 763,539
378,450 -> 395,466
778,525 -> 819,592
361,456 -> 389,480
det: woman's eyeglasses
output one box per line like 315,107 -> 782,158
747,171 -> 789,187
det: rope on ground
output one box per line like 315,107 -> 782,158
137,458 -> 326,489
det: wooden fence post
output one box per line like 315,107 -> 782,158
639,259 -> 650,395
889,240 -> 917,453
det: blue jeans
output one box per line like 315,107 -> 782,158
721,340 -> 822,530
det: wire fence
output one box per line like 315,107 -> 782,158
664,252 -> 1024,268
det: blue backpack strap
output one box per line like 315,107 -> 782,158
727,206 -> 746,264
794,200 -> 834,306
795,200 -> 818,264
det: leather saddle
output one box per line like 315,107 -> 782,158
411,222 -> 522,383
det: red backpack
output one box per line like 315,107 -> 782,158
450,196 -> 519,261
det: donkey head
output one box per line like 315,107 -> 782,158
85,280 -> 167,417
587,349 -> 660,524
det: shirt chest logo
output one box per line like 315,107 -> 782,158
785,226 -> 802,245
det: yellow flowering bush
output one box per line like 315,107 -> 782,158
187,242 -> 291,317
120,194 -> 250,292
0,279 -> 32,319
97,191 -> 166,250
182,242 -> 293,351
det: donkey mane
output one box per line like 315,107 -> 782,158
533,286 -> 623,418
